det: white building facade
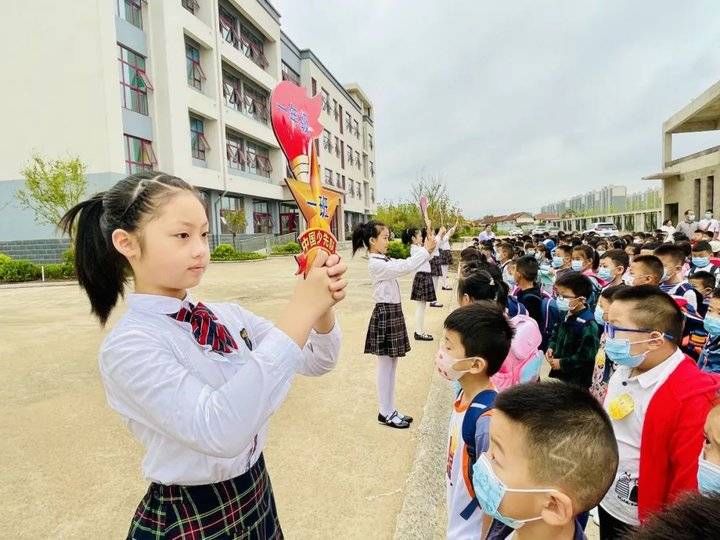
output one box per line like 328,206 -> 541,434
0,0 -> 376,246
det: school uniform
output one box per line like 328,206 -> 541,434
600,349 -> 720,530
659,281 -> 699,310
100,293 -> 341,539
430,232 -> 444,277
690,261 -> 720,285
446,394 -> 491,538
364,248 -> 431,358
410,244 -> 437,303
439,231 -> 453,266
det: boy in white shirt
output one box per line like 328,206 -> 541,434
434,302 -> 514,538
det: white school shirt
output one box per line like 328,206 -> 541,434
368,248 -> 431,304
600,347 -> 685,526
99,293 -> 342,485
440,226 -> 456,251
446,396 -> 490,539
411,244 -> 432,273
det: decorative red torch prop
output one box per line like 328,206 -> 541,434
270,81 -> 342,277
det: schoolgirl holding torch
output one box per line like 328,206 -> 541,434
353,220 -> 437,429
60,172 -> 347,539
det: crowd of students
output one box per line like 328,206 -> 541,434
354,217 -> 720,540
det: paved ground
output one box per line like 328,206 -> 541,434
1,249 -> 455,539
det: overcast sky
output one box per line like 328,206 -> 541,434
274,0 -> 720,218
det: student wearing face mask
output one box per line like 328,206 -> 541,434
698,209 -> 720,239
546,273 -> 600,390
599,286 -> 720,538
434,302 -> 514,539
698,287 -> 720,374
654,244 -> 699,310
698,403 -> 720,495
598,250 -> 630,289
676,209 -> 698,239
476,381 -> 619,540
552,245 -> 574,280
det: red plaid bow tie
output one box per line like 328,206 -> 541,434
169,302 -> 238,355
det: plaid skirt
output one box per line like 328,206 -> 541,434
364,302 -> 411,358
440,249 -> 453,266
127,454 -> 282,540
411,271 -> 437,302
430,256 -> 443,276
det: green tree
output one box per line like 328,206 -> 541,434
223,209 -> 247,249
16,154 -> 87,226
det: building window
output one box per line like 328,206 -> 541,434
117,0 -> 142,30
340,141 -> 345,168
242,79 -> 269,124
347,145 -> 354,166
226,133 -> 246,171
324,168 -> 333,185
311,78 -> 317,96
185,40 -> 205,90
341,175 -> 345,190
223,68 -> 269,124
253,200 -> 272,234
370,161 -> 375,178
353,119 -> 359,138
124,134 -> 157,174
371,188 -> 375,203
118,45 -> 152,115
334,136 -> 340,157
322,130 -> 331,151
369,133 -> 374,150
182,0 -> 200,14
345,112 -> 352,131
348,179 -> 354,198
355,151 -> 361,170
281,64 -> 300,84
336,172 -> 341,186
190,116 -> 210,161
707,176 -> 714,213
245,140 -> 272,178
321,89 -> 330,113
339,105 -> 343,134
219,7 -> 269,69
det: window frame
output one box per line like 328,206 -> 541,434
118,45 -> 152,116
185,40 -> 205,90
190,116 -> 210,161
124,134 -> 156,174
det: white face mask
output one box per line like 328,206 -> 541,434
434,349 -> 483,381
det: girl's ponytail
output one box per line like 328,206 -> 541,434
352,220 -> 386,256
60,192 -> 128,325
59,171 -> 198,325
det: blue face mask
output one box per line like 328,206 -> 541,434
604,337 -> 654,368
698,454 -> 720,495
704,315 -> 720,337
597,267 -> 613,281
571,260 -> 583,272
552,256 -> 564,269
693,256 -> 710,268
594,305 -> 605,325
555,296 -> 570,312
472,454 -> 555,530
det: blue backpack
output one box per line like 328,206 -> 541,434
458,389 -> 498,520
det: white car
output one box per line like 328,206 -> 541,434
531,227 -> 547,235
584,222 -> 619,237
509,228 -> 524,236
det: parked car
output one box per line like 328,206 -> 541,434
584,222 -> 619,237
531,226 -> 547,235
509,227 -> 524,236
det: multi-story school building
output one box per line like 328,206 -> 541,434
0,0 -> 377,257
644,79 -> 720,227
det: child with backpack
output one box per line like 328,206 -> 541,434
435,302 -> 514,539
456,262 -> 544,391
512,255 -> 560,351
546,273 -> 600,390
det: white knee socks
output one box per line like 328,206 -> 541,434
414,301 -> 426,334
441,265 -> 449,288
432,276 -> 440,297
376,355 -> 398,417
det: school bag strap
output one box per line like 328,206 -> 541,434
459,389 -> 497,520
